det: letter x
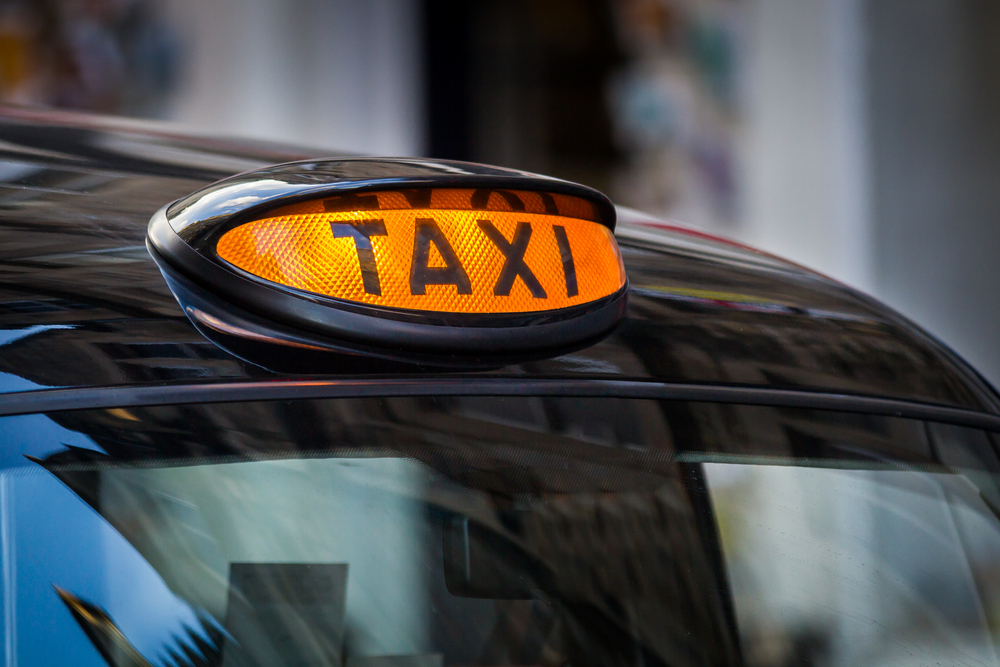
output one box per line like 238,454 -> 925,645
477,221 -> 547,298
331,220 -> 388,295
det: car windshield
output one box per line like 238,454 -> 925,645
3,398 -> 1000,667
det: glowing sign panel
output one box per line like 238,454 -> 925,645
217,207 -> 625,314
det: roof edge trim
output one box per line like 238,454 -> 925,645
0,379 -> 999,432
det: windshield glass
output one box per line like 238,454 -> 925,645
709,463 -> 1000,667
3,398 -> 1000,667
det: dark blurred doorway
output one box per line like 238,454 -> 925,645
423,0 -> 623,194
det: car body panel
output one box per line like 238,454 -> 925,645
0,108 -> 996,415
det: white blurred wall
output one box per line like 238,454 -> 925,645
742,0 -> 1000,389
161,0 -> 426,156
741,0 -> 872,292
867,0 -> 1000,390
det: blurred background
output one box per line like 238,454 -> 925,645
0,0 -> 997,388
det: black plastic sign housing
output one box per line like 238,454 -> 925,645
148,158 -> 628,361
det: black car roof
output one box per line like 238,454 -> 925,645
0,108 -> 997,422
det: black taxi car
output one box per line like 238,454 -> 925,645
1,108 -> 1000,667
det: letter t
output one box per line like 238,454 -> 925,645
331,220 -> 388,295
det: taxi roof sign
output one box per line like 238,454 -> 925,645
148,159 -> 628,356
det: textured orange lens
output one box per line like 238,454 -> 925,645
216,207 -> 625,314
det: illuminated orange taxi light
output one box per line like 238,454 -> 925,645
216,208 -> 626,315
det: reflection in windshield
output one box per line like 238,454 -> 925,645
5,397 -> 1000,667
100,458 -> 430,662
0,466 -> 211,667
14,454 -> 738,667
28,453 -> 1000,667
707,464 -> 1000,667
34,454 -> 1000,667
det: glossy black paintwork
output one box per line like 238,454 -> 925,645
0,108 -> 997,413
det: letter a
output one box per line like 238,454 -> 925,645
410,219 -> 472,295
